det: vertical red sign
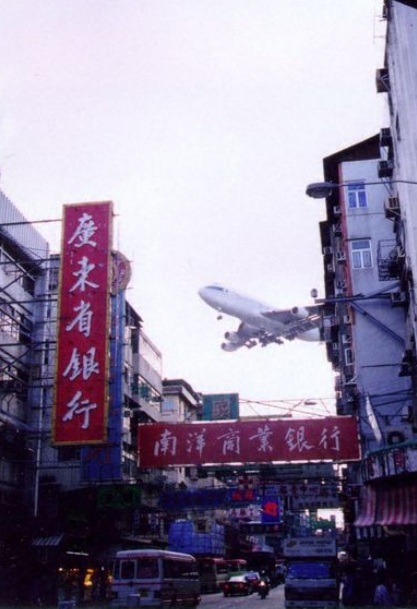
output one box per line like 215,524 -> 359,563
52,201 -> 113,445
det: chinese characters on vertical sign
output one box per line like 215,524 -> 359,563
138,417 -> 360,466
53,202 -> 113,445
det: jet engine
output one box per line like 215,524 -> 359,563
224,331 -> 241,344
221,342 -> 240,352
291,306 -> 309,319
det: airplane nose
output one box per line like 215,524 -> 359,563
198,287 -> 208,301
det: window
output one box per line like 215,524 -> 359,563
136,558 -> 159,579
347,183 -> 367,209
351,239 -> 372,269
161,398 -> 175,413
345,348 -> 354,366
119,560 -> 135,580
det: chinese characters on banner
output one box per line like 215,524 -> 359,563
138,417 -> 360,467
52,202 -> 113,445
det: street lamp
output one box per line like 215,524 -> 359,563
306,179 -> 417,199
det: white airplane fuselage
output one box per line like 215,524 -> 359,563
198,286 -> 280,333
198,285 -> 320,346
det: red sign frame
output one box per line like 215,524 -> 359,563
137,417 -> 360,467
52,201 -> 113,445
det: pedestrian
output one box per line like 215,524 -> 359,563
373,576 -> 392,606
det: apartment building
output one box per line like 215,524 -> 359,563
0,190 -> 50,603
313,0 -> 417,579
319,135 -> 413,452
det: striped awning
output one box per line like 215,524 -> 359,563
354,485 -> 377,526
354,482 -> 417,527
375,484 -> 417,526
32,533 -> 64,547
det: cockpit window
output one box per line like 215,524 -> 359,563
207,285 -> 226,292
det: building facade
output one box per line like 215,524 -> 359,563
0,194 -> 208,603
0,190 -> 50,603
319,136 -> 413,451
314,0 -> 417,586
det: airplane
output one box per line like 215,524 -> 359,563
198,284 -> 322,351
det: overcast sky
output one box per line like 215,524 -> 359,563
0,0 -> 386,417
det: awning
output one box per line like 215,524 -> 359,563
354,485 -> 377,526
354,482 -> 417,527
32,533 -> 64,547
375,484 -> 417,526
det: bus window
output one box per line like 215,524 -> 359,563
137,558 -> 158,579
183,560 -> 199,578
163,559 -> 181,579
119,560 -> 135,580
226,559 -> 247,575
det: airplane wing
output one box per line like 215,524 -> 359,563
221,322 -> 285,351
261,305 -> 321,341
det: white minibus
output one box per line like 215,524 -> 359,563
111,549 -> 201,608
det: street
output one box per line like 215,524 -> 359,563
200,584 -> 285,609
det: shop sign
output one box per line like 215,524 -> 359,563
53,201 -> 113,445
97,485 -> 141,509
138,416 -> 360,467
111,250 -> 131,294
202,393 -> 239,420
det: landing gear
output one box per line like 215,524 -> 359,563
259,331 -> 283,347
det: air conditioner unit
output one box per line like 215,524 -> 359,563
390,291 -> 406,306
380,127 -> 392,148
396,244 -> 405,258
3,264 -> 17,276
386,429 -> 406,445
389,196 -> 399,210
378,159 -> 394,178
336,251 -> 346,262
376,67 -> 389,93
401,405 -> 413,422
384,196 -> 400,219
323,246 -> 333,256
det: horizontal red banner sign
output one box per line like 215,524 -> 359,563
137,416 -> 360,467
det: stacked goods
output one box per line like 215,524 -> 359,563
168,520 -> 225,555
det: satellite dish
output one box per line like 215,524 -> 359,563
310,288 -> 318,299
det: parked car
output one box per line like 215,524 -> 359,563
223,575 -> 253,597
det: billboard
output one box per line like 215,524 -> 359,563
137,416 -> 360,467
52,201 -> 113,445
283,536 -> 337,558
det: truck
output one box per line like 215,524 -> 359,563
283,537 -> 339,608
